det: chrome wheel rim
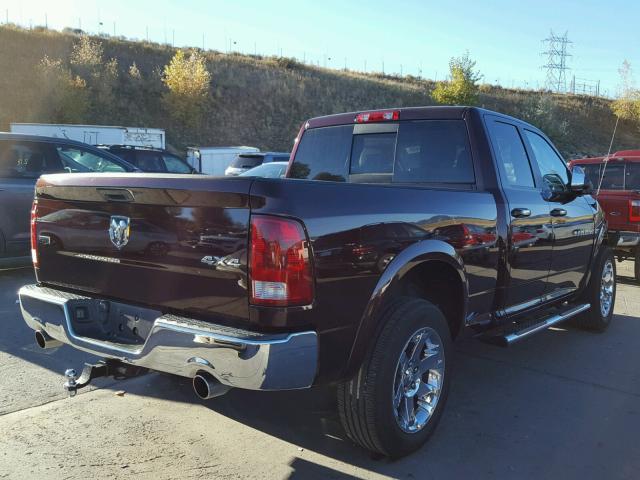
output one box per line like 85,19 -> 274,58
600,259 -> 615,317
392,327 -> 445,434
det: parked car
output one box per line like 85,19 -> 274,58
20,107 -> 614,459
99,145 -> 196,174
0,133 -> 137,266
570,151 -> 640,281
224,151 -> 290,176
238,161 -> 288,178
187,146 -> 260,175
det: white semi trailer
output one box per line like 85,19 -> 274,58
10,123 -> 165,149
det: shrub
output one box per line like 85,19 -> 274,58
432,52 -> 482,106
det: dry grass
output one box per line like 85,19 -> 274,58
0,25 -> 636,157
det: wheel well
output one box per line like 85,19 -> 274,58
396,260 -> 465,339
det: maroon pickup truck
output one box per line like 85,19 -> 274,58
570,152 -> 640,281
20,107 -> 614,458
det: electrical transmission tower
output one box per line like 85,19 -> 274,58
541,31 -> 572,93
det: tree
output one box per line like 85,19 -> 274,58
35,55 -> 89,123
432,52 -> 482,106
162,49 -> 211,142
611,60 -> 640,121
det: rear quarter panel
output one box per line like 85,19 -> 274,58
249,178 -> 500,382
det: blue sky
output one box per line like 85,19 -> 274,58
3,0 -> 638,96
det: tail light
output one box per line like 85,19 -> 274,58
355,110 -> 399,123
30,202 -> 38,267
630,200 -> 640,222
249,215 -> 313,306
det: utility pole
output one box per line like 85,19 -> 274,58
202,33 -> 205,50
5,9 -> 8,24
172,29 -> 175,47
400,64 -> 403,77
45,13 -> 47,28
113,21 -> 116,36
78,17 -> 81,30
146,26 -> 149,42
364,59 -> 367,72
541,30 -> 572,93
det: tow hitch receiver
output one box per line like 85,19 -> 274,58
63,359 -> 148,397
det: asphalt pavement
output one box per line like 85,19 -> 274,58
0,263 -> 639,479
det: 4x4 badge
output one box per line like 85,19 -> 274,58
109,216 -> 131,249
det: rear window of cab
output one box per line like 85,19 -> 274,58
579,162 -> 640,191
289,120 -> 475,185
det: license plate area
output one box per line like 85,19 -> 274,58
67,298 -> 161,345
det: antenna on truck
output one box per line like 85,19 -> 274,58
595,115 -> 620,196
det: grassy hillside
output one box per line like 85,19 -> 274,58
0,25 -> 637,158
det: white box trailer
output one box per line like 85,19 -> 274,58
187,146 -> 260,175
10,123 -> 165,149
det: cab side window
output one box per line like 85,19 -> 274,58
486,121 -> 535,188
524,130 -> 569,195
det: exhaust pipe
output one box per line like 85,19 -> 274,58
193,371 -> 231,399
35,330 -> 62,349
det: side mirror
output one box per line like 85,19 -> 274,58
570,166 -> 590,194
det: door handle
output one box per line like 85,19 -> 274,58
511,208 -> 531,218
550,208 -> 567,217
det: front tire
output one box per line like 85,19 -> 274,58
337,298 -> 452,458
576,247 -> 616,331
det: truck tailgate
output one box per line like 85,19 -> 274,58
33,173 -> 253,323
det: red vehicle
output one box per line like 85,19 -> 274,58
570,151 -> 640,281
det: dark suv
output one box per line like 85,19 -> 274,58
100,145 -> 196,174
0,133 -> 137,266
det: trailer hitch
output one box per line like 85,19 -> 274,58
63,359 -> 148,397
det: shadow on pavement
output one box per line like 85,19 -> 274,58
4,264 -> 640,478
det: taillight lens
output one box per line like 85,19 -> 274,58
630,200 -> 640,222
355,110 -> 399,123
30,202 -> 38,266
249,215 -> 313,306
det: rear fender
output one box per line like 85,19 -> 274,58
343,239 -> 468,378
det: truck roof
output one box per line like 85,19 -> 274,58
305,106 -> 530,129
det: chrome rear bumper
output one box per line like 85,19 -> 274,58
19,284 -> 318,390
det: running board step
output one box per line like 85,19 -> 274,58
478,303 -> 591,347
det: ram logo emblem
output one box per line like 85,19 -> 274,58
109,216 -> 131,250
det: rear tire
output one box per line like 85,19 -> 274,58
576,247 -> 616,332
634,250 -> 639,282
337,297 -> 452,458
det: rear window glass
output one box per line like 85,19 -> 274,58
625,163 -> 640,190
289,125 -> 352,181
599,164 -> 625,190
350,133 -> 395,174
290,120 -> 474,184
394,120 -> 474,183
231,155 -> 263,169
